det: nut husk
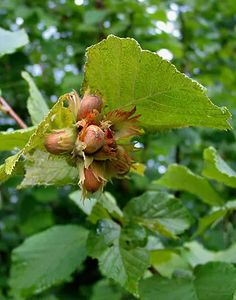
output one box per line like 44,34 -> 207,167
108,146 -> 132,176
83,167 -> 103,193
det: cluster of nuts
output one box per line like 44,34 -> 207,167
44,91 -> 141,195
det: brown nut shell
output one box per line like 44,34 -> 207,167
77,95 -> 103,120
83,167 -> 102,193
44,128 -> 75,155
82,125 -> 105,154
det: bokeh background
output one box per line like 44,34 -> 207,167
1,0 -> 236,299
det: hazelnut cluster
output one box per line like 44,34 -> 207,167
44,91 -> 141,195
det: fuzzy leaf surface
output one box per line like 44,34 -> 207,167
124,191 -> 193,239
19,150 -> 79,187
10,225 -> 88,299
82,35 -> 231,131
87,219 -> 149,296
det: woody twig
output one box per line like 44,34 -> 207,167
0,96 -> 27,129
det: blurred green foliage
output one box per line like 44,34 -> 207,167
1,0 -> 236,299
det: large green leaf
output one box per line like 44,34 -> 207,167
156,164 -> 224,206
22,71 -> 49,125
82,35 -> 231,131
203,147 -> 236,188
124,191 -> 193,239
0,127 -> 35,151
139,262 -> 236,300
87,219 -> 149,296
0,27 -> 29,56
10,225 -> 88,299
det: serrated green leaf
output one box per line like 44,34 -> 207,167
10,225 -> 88,299
87,219 -> 149,296
22,71 -> 49,125
139,262 -> 236,300
99,245 -> 148,297
124,191 -> 193,239
203,146 -> 236,188
156,164 -> 224,206
82,35 -> 231,131
0,153 -> 24,183
0,27 -> 29,56
0,94 -> 75,184
19,150 -> 79,187
0,164 -> 7,182
0,127 -> 35,151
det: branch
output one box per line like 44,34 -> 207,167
0,96 -> 27,129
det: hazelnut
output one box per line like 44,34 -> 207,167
44,128 -> 75,155
77,95 -> 103,120
83,167 -> 103,193
81,125 -> 105,154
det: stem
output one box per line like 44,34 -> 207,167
0,96 -> 27,129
